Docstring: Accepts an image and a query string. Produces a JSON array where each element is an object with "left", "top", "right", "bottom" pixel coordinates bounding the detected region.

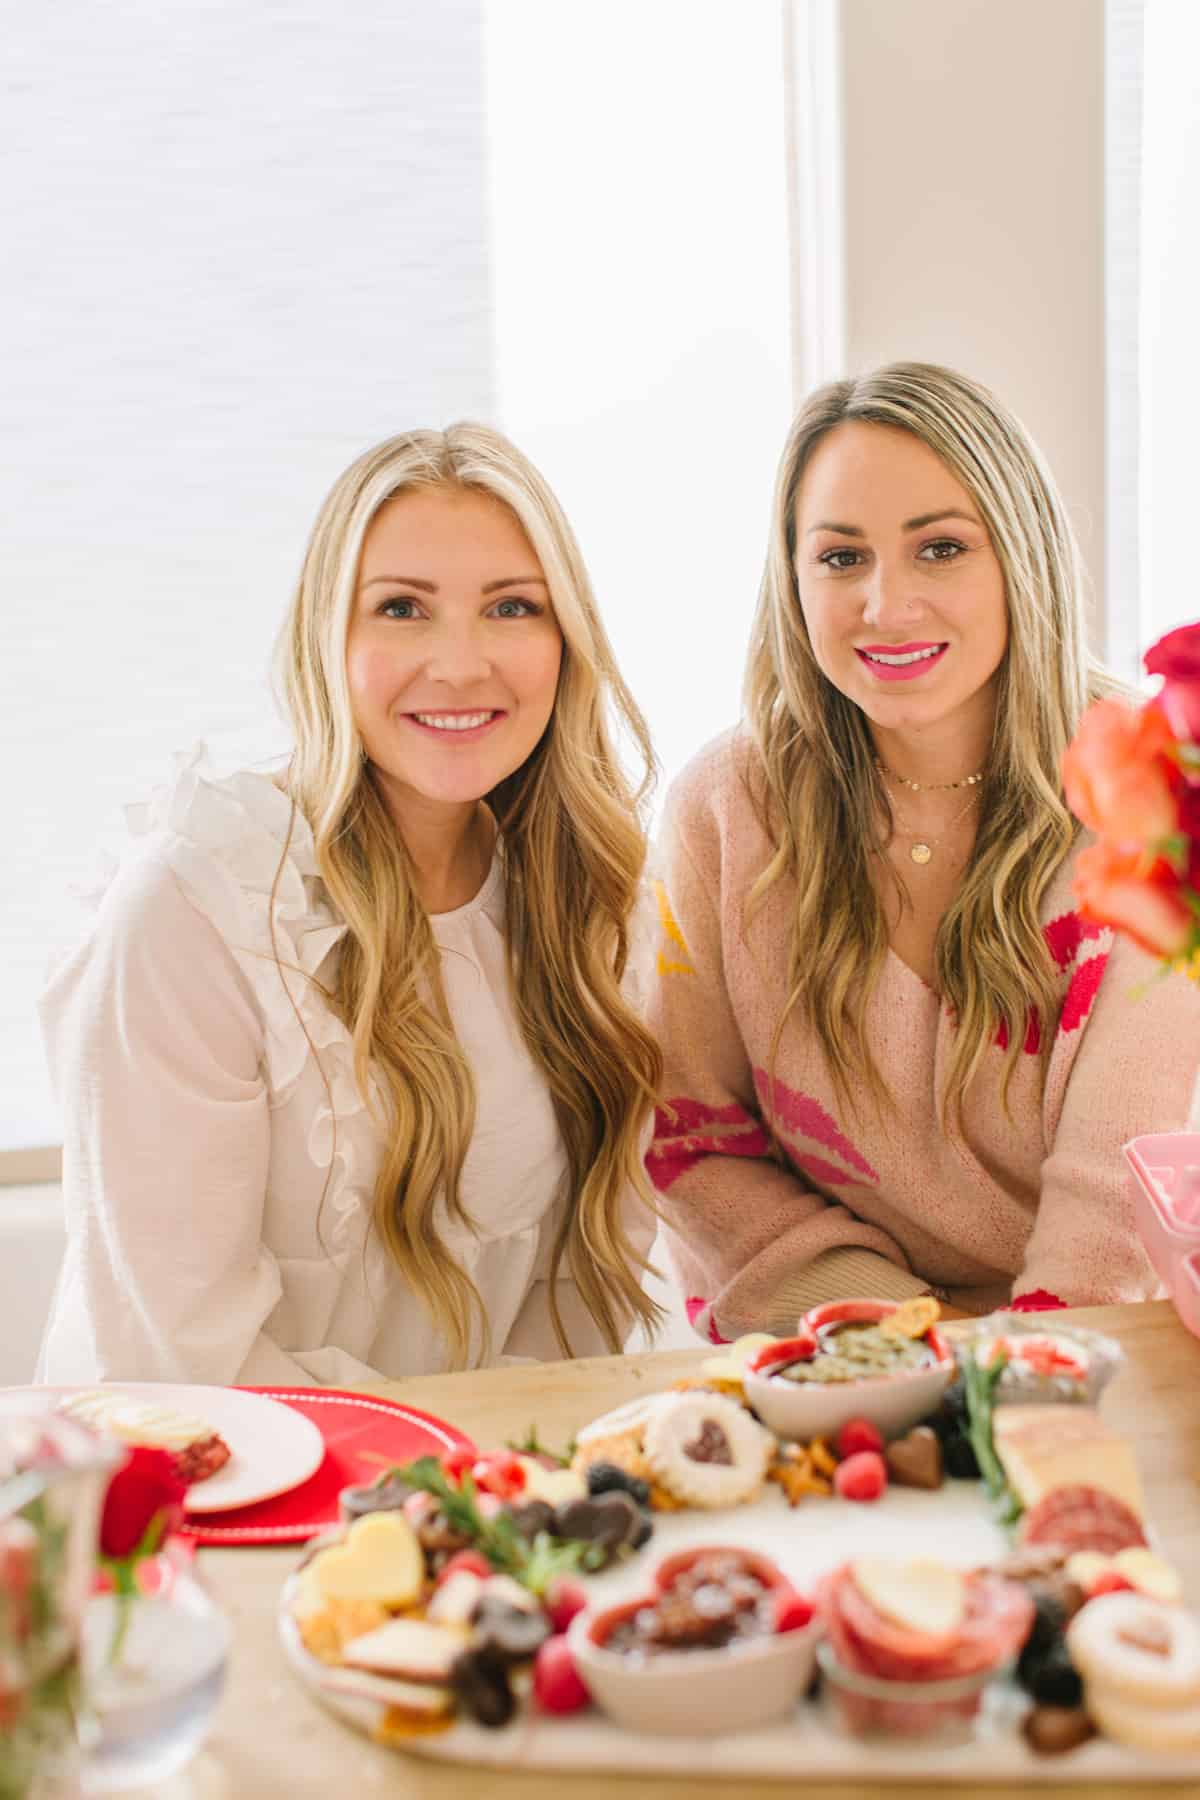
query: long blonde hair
[
  {"left": 744, "top": 361, "right": 1121, "bottom": 1123},
  {"left": 276, "top": 425, "right": 662, "bottom": 1364}
]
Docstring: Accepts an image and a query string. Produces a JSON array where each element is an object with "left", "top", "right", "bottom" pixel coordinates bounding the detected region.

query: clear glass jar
[
  {"left": 79, "top": 1542, "right": 230, "bottom": 1796},
  {"left": 0, "top": 1413, "right": 120, "bottom": 1800}
]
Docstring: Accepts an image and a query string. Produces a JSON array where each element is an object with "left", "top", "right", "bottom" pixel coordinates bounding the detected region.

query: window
[{"left": 2, "top": 2, "right": 811, "bottom": 1157}]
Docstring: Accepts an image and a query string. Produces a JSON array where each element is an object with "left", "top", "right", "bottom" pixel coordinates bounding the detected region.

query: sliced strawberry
[
  {"left": 434, "top": 1548, "right": 493, "bottom": 1586},
  {"left": 749, "top": 1331, "right": 818, "bottom": 1373},
  {"left": 439, "top": 1445, "right": 477, "bottom": 1483},
  {"left": 774, "top": 1587, "right": 815, "bottom": 1633}
]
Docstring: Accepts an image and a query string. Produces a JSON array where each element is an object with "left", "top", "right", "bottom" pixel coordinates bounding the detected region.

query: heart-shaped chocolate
[{"left": 883, "top": 1426, "right": 944, "bottom": 1491}]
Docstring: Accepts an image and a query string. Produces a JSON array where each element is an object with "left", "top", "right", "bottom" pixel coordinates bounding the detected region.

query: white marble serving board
[{"left": 277, "top": 1479, "right": 1200, "bottom": 1780}]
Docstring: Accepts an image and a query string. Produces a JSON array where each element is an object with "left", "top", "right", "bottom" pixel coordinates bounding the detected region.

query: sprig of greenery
[
  {"left": 962, "top": 1346, "right": 1022, "bottom": 1522},
  {"left": 385, "top": 1456, "right": 604, "bottom": 1594},
  {"left": 504, "top": 1425, "right": 577, "bottom": 1468}
]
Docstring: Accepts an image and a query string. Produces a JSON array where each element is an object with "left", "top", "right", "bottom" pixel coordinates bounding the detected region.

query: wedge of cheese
[{"left": 992, "top": 1405, "right": 1144, "bottom": 1518}]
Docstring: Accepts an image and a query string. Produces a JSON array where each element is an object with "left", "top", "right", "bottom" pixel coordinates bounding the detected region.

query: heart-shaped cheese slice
[
  {"left": 313, "top": 1511, "right": 423, "bottom": 1608},
  {"left": 851, "top": 1556, "right": 967, "bottom": 1638}
]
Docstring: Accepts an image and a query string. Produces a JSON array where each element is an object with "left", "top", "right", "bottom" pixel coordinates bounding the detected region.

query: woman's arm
[
  {"left": 1016, "top": 927, "right": 1200, "bottom": 1307},
  {"left": 646, "top": 765, "right": 929, "bottom": 1342},
  {"left": 38, "top": 850, "right": 320, "bottom": 1386}
]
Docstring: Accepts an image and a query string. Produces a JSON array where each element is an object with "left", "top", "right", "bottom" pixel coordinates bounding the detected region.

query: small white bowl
[
  {"left": 567, "top": 1564, "right": 818, "bottom": 1737},
  {"left": 741, "top": 1298, "right": 954, "bottom": 1443}
]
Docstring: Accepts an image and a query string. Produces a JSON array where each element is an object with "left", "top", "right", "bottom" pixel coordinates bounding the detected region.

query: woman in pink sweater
[{"left": 648, "top": 362, "right": 1199, "bottom": 1338}]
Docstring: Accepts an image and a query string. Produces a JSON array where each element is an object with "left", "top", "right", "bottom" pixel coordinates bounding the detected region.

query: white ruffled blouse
[{"left": 38, "top": 750, "right": 652, "bottom": 1387}]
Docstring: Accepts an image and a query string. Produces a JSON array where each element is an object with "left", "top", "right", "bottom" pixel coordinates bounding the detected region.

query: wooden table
[{"left": 140, "top": 1302, "right": 1200, "bottom": 1800}]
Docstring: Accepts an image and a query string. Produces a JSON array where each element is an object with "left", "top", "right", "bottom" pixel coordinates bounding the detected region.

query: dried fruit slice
[
  {"left": 641, "top": 1392, "right": 774, "bottom": 1508},
  {"left": 879, "top": 1296, "right": 941, "bottom": 1340}
]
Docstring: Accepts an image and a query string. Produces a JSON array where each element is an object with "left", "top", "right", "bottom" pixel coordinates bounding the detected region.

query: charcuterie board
[
  {"left": 278, "top": 1479, "right": 1197, "bottom": 1778},
  {"left": 277, "top": 1303, "right": 1200, "bottom": 1779}
]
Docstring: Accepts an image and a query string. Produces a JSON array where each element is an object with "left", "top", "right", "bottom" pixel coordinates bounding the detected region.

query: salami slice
[
  {"left": 1018, "top": 1484, "right": 1147, "bottom": 1556},
  {"left": 820, "top": 1562, "right": 1034, "bottom": 1685}
]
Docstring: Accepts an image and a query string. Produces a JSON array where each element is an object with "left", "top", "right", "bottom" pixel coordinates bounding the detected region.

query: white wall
[
  {"left": 839, "top": 0, "right": 1107, "bottom": 644},
  {"left": 1140, "top": 0, "right": 1200, "bottom": 650}
]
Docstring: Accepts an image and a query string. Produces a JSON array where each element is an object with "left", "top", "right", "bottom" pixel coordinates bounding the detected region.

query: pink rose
[
  {"left": 1072, "top": 841, "right": 1194, "bottom": 959},
  {"left": 1145, "top": 620, "right": 1200, "bottom": 746},
  {"left": 1061, "top": 698, "right": 1179, "bottom": 844}
]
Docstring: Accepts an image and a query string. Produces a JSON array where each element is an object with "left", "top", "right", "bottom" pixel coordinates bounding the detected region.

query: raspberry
[
  {"left": 833, "top": 1449, "right": 888, "bottom": 1502},
  {"left": 836, "top": 1418, "right": 884, "bottom": 1460},
  {"left": 542, "top": 1576, "right": 589, "bottom": 1635},
  {"left": 532, "top": 1636, "right": 591, "bottom": 1714}
]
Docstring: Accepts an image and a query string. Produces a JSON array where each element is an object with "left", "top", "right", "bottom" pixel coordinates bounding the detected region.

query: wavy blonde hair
[
  {"left": 745, "top": 361, "right": 1121, "bottom": 1123},
  {"left": 275, "top": 425, "right": 662, "bottom": 1365}
]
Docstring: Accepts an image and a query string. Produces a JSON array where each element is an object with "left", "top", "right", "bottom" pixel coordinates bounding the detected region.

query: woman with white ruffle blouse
[{"left": 39, "top": 427, "right": 661, "bottom": 1387}]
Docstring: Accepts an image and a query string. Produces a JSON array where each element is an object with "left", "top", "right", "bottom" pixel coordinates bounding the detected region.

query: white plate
[{"left": 0, "top": 1383, "right": 325, "bottom": 1513}]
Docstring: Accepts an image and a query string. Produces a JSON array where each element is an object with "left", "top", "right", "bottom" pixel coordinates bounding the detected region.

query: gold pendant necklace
[{"left": 881, "top": 778, "right": 980, "bottom": 866}]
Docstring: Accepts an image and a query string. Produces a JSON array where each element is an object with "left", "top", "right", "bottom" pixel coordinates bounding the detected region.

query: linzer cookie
[{"left": 640, "top": 1392, "right": 775, "bottom": 1509}]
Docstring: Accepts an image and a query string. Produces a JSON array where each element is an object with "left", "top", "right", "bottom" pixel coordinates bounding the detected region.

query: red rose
[
  {"left": 1061, "top": 698, "right": 1179, "bottom": 843},
  {"left": 99, "top": 1445, "right": 186, "bottom": 1559},
  {"left": 1145, "top": 620, "right": 1200, "bottom": 746},
  {"left": 1072, "top": 841, "right": 1194, "bottom": 959}
]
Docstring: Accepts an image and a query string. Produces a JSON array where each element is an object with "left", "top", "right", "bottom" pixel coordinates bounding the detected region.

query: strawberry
[
  {"left": 774, "top": 1587, "right": 815, "bottom": 1633},
  {"left": 438, "top": 1445, "right": 477, "bottom": 1484},
  {"left": 833, "top": 1450, "right": 888, "bottom": 1503},
  {"left": 835, "top": 1418, "right": 885, "bottom": 1461},
  {"left": 434, "top": 1548, "right": 493, "bottom": 1586},
  {"left": 532, "top": 1635, "right": 591, "bottom": 1714},
  {"left": 1087, "top": 1569, "right": 1135, "bottom": 1600},
  {"left": 471, "top": 1452, "right": 528, "bottom": 1501},
  {"left": 542, "top": 1576, "right": 589, "bottom": 1635}
]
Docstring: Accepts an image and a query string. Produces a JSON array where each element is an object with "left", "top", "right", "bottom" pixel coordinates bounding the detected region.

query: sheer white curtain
[{"left": 1, "top": 1, "right": 494, "bottom": 1153}]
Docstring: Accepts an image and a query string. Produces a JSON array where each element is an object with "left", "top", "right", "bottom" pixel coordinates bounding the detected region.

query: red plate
[{"left": 180, "top": 1387, "right": 474, "bottom": 1547}]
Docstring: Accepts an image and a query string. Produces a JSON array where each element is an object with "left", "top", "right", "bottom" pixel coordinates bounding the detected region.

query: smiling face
[
  {"left": 793, "top": 421, "right": 1009, "bottom": 754},
  {"left": 346, "top": 484, "right": 564, "bottom": 824}
]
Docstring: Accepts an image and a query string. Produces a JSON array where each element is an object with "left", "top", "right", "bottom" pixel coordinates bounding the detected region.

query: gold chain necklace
[
  {"left": 882, "top": 777, "right": 981, "bottom": 866},
  {"left": 875, "top": 757, "right": 984, "bottom": 793}
]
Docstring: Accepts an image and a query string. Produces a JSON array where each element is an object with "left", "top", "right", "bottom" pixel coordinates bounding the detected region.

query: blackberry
[
  {"left": 585, "top": 1461, "right": 650, "bottom": 1506},
  {"left": 1019, "top": 1640, "right": 1083, "bottom": 1709},
  {"left": 924, "top": 1375, "right": 968, "bottom": 1446},
  {"left": 941, "top": 1428, "right": 981, "bottom": 1480},
  {"left": 1022, "top": 1587, "right": 1069, "bottom": 1662}
]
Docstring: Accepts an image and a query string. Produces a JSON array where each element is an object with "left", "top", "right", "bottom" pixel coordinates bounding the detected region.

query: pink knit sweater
[{"left": 648, "top": 730, "right": 1200, "bottom": 1341}]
